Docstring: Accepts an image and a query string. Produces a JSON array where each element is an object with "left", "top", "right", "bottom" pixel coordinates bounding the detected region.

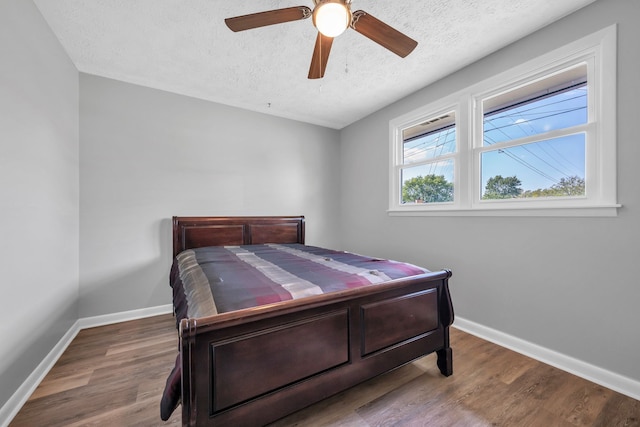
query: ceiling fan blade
[
  {"left": 225, "top": 6, "right": 312, "bottom": 32},
  {"left": 351, "top": 10, "right": 418, "bottom": 58},
  {"left": 308, "top": 32, "right": 334, "bottom": 79}
]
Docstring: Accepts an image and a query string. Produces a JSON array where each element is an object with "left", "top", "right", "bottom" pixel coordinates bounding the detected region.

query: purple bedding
[
  {"left": 172, "top": 243, "right": 429, "bottom": 322},
  {"left": 161, "top": 243, "right": 430, "bottom": 420}
]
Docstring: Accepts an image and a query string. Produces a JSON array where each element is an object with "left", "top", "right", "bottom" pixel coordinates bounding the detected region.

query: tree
[
  {"left": 551, "top": 176, "right": 585, "bottom": 196},
  {"left": 521, "top": 175, "right": 585, "bottom": 198},
  {"left": 402, "top": 174, "right": 453, "bottom": 203},
  {"left": 483, "top": 175, "right": 522, "bottom": 199}
]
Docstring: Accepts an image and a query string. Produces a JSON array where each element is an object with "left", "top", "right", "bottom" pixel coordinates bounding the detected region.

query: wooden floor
[{"left": 10, "top": 314, "right": 639, "bottom": 427}]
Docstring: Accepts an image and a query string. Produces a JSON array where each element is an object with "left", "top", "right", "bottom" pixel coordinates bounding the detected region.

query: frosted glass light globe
[{"left": 313, "top": 2, "right": 351, "bottom": 37}]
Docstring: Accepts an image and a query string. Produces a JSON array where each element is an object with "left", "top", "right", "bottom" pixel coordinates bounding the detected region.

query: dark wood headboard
[{"left": 172, "top": 216, "right": 305, "bottom": 257}]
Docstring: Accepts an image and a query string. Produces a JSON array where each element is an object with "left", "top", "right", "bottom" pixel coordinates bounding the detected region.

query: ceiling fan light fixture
[
  {"left": 313, "top": 1, "right": 351, "bottom": 38},
  {"left": 224, "top": 2, "right": 417, "bottom": 79}
]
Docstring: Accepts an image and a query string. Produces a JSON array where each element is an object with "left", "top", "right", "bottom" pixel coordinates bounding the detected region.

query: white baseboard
[
  {"left": 77, "top": 304, "right": 173, "bottom": 329},
  {"left": 0, "top": 321, "right": 80, "bottom": 427},
  {"left": 0, "top": 304, "right": 173, "bottom": 427},
  {"left": 454, "top": 317, "right": 640, "bottom": 402}
]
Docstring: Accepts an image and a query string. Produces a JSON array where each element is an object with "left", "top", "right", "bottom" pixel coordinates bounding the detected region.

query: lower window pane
[
  {"left": 481, "top": 134, "right": 585, "bottom": 200},
  {"left": 401, "top": 160, "right": 454, "bottom": 204}
]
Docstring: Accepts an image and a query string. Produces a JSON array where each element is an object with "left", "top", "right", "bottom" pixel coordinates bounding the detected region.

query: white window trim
[{"left": 389, "top": 24, "right": 619, "bottom": 217}]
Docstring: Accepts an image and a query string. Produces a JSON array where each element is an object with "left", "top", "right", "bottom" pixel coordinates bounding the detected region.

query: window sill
[{"left": 387, "top": 204, "right": 621, "bottom": 217}]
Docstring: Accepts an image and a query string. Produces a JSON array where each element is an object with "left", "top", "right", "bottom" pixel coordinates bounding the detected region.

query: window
[
  {"left": 389, "top": 25, "right": 618, "bottom": 216},
  {"left": 479, "top": 65, "right": 587, "bottom": 201},
  {"left": 401, "top": 112, "right": 456, "bottom": 204}
]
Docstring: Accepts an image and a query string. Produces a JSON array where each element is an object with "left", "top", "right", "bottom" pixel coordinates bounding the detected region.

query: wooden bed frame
[{"left": 172, "top": 215, "right": 454, "bottom": 426}]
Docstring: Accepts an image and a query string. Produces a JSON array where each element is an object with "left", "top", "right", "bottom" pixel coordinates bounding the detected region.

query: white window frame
[{"left": 389, "top": 24, "right": 619, "bottom": 217}]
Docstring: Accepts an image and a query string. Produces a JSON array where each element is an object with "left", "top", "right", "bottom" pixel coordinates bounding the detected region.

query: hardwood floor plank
[
  {"left": 105, "top": 334, "right": 176, "bottom": 357},
  {"left": 544, "top": 379, "right": 611, "bottom": 426},
  {"left": 64, "top": 395, "right": 182, "bottom": 427},
  {"left": 27, "top": 371, "right": 92, "bottom": 400},
  {"left": 592, "top": 393, "right": 640, "bottom": 427},
  {"left": 10, "top": 314, "right": 639, "bottom": 427}
]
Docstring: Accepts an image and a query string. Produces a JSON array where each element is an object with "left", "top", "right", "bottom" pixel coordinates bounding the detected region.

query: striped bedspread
[{"left": 170, "top": 243, "right": 430, "bottom": 321}]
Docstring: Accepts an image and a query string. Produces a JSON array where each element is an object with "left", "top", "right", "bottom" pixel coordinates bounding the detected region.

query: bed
[{"left": 162, "top": 215, "right": 454, "bottom": 426}]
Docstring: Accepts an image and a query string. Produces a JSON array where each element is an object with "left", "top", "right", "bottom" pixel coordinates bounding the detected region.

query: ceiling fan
[{"left": 225, "top": 0, "right": 418, "bottom": 79}]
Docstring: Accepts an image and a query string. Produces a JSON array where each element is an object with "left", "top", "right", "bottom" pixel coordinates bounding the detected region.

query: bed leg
[
  {"left": 436, "top": 346, "right": 453, "bottom": 376},
  {"left": 436, "top": 273, "right": 454, "bottom": 377}
]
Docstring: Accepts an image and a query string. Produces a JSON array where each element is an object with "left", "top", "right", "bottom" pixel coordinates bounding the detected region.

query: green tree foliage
[
  {"left": 522, "top": 175, "right": 585, "bottom": 198},
  {"left": 402, "top": 174, "right": 453, "bottom": 203},
  {"left": 483, "top": 175, "right": 523, "bottom": 199},
  {"left": 551, "top": 176, "right": 585, "bottom": 196},
  {"left": 403, "top": 174, "right": 585, "bottom": 203}
]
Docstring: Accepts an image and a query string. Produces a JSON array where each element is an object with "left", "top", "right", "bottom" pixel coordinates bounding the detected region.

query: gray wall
[
  {"left": 0, "top": 0, "right": 79, "bottom": 411},
  {"left": 340, "top": 0, "right": 640, "bottom": 382},
  {"left": 79, "top": 74, "right": 342, "bottom": 317}
]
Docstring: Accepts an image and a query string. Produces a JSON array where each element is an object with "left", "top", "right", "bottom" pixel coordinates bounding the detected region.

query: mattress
[{"left": 170, "top": 243, "right": 430, "bottom": 322}]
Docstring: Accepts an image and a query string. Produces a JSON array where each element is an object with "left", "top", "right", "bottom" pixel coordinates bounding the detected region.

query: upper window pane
[
  {"left": 483, "top": 65, "right": 587, "bottom": 146},
  {"left": 403, "top": 112, "right": 455, "bottom": 165}
]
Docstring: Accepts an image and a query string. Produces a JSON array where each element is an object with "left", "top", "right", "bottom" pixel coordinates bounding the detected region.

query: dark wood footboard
[{"left": 179, "top": 269, "right": 453, "bottom": 426}]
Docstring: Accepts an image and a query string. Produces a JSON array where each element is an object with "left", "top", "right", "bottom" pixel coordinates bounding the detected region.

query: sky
[{"left": 482, "top": 84, "right": 587, "bottom": 192}]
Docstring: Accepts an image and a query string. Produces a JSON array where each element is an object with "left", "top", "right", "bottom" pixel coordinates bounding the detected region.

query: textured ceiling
[{"left": 33, "top": 0, "right": 596, "bottom": 129}]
